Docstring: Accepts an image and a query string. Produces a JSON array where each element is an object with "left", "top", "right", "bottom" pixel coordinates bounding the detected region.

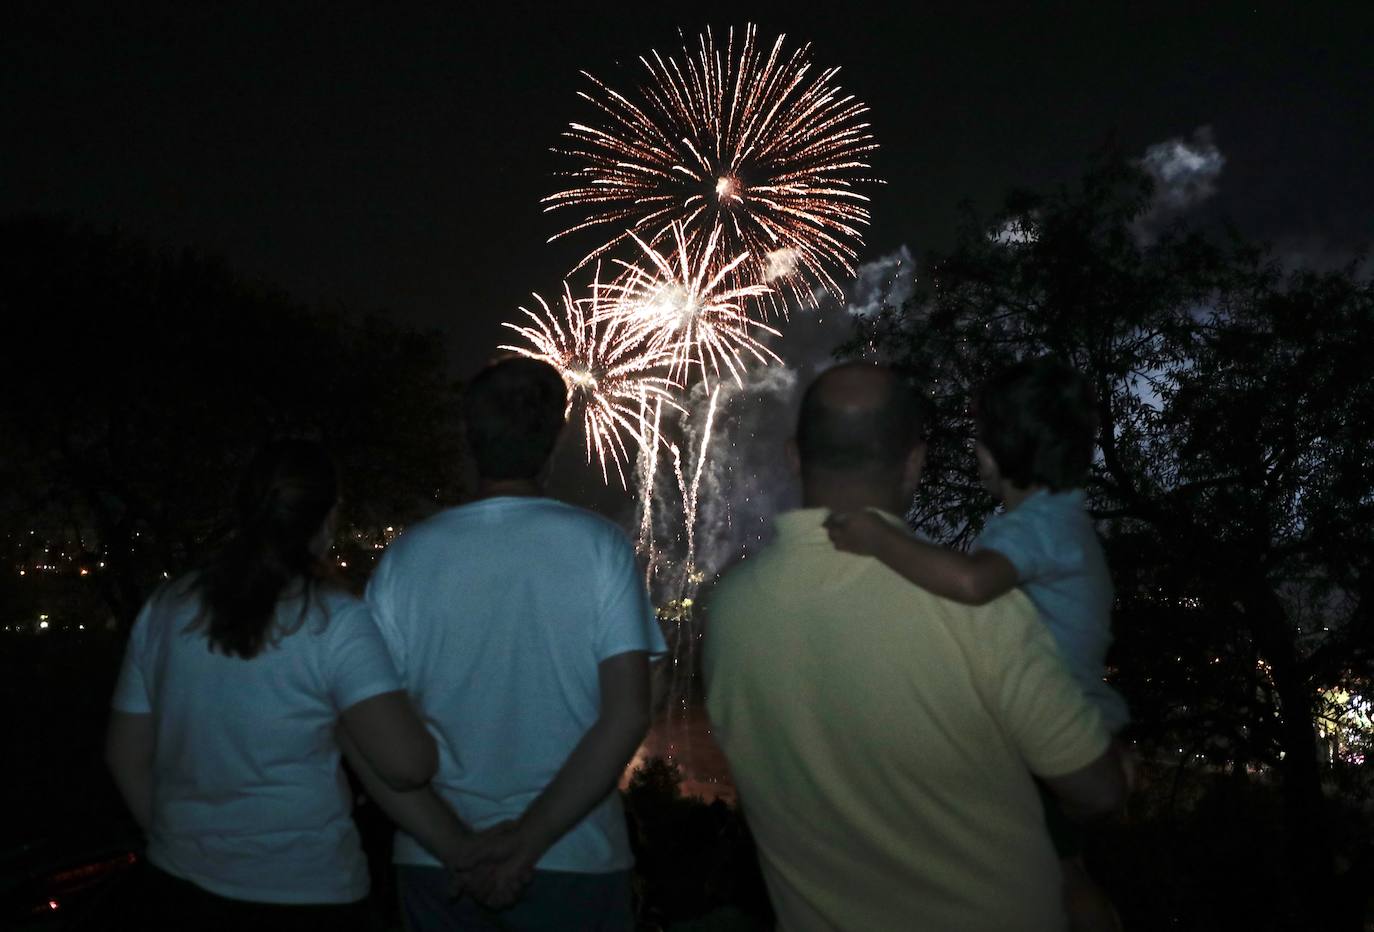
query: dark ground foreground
[{"left": 3, "top": 630, "right": 1372, "bottom": 930}]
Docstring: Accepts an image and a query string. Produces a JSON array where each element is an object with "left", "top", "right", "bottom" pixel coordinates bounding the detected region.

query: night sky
[{"left": 4, "top": 1, "right": 1371, "bottom": 378}]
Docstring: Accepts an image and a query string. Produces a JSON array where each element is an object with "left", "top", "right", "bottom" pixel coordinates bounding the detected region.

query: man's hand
[
  {"left": 448, "top": 650, "right": 650, "bottom": 909},
  {"left": 824, "top": 509, "right": 891, "bottom": 557},
  {"left": 438, "top": 821, "right": 507, "bottom": 880},
  {"left": 448, "top": 821, "right": 538, "bottom": 908}
]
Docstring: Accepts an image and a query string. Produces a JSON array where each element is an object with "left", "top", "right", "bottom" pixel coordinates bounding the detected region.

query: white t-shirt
[
  {"left": 111, "top": 577, "right": 401, "bottom": 904},
  {"left": 366, "top": 496, "right": 666, "bottom": 873}
]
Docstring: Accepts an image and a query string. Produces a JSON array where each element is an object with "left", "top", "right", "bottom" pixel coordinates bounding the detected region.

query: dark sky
[{"left": 4, "top": 0, "right": 1371, "bottom": 378}]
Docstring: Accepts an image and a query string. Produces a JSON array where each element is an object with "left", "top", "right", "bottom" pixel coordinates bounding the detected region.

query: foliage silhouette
[
  {"left": 840, "top": 152, "right": 1374, "bottom": 928},
  {"left": 0, "top": 214, "right": 465, "bottom": 626}
]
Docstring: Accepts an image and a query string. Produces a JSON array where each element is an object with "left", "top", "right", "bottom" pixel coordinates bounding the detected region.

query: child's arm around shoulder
[{"left": 825, "top": 509, "right": 1018, "bottom": 606}]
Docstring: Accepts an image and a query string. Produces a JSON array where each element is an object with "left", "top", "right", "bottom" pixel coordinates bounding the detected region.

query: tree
[
  {"left": 0, "top": 214, "right": 466, "bottom": 627},
  {"left": 844, "top": 156, "right": 1374, "bottom": 927}
]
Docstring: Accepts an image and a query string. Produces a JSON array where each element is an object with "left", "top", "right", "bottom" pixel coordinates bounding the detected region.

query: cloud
[
  {"left": 990, "top": 216, "right": 1039, "bottom": 246},
  {"left": 1139, "top": 126, "right": 1226, "bottom": 213},
  {"left": 841, "top": 245, "right": 916, "bottom": 318},
  {"left": 1269, "top": 235, "right": 1374, "bottom": 278},
  {"left": 772, "top": 246, "right": 916, "bottom": 378}
]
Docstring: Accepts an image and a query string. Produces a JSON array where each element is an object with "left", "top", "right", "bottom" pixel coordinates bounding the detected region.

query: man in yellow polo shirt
[{"left": 704, "top": 363, "right": 1127, "bottom": 931}]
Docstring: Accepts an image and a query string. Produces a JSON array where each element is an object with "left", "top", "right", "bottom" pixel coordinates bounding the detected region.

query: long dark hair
[{"left": 190, "top": 439, "right": 339, "bottom": 658}]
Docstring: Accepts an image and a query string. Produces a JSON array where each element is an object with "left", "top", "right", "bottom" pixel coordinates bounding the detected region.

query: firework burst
[
  {"left": 603, "top": 222, "right": 780, "bottom": 387},
  {"left": 544, "top": 23, "right": 880, "bottom": 309},
  {"left": 499, "top": 278, "right": 677, "bottom": 486}
]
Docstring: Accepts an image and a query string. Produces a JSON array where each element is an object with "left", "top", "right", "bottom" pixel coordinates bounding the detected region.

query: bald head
[{"left": 795, "top": 363, "right": 928, "bottom": 477}]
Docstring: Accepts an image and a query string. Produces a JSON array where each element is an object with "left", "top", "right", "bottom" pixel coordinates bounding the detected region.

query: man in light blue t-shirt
[{"left": 353, "top": 357, "right": 665, "bottom": 932}]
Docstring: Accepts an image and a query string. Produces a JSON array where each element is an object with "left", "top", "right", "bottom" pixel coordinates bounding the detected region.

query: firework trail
[
  {"left": 636, "top": 397, "right": 666, "bottom": 586},
  {"left": 604, "top": 222, "right": 781, "bottom": 387},
  {"left": 647, "top": 380, "right": 722, "bottom": 769},
  {"left": 498, "top": 277, "right": 678, "bottom": 487},
  {"left": 544, "top": 23, "right": 880, "bottom": 309},
  {"left": 669, "top": 383, "right": 720, "bottom": 581}
]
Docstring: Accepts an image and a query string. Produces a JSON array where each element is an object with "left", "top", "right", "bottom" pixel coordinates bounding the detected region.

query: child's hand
[{"left": 824, "top": 509, "right": 890, "bottom": 556}]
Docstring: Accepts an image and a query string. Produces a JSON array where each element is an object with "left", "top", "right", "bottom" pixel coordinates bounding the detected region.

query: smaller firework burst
[
  {"left": 602, "top": 222, "right": 781, "bottom": 387},
  {"left": 499, "top": 277, "right": 677, "bottom": 486}
]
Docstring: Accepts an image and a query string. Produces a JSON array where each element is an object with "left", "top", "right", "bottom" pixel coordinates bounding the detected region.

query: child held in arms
[{"left": 825, "top": 355, "right": 1130, "bottom": 932}]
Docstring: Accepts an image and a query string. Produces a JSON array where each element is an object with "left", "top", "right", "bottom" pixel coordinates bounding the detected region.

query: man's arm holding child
[
  {"left": 985, "top": 601, "right": 1129, "bottom": 820},
  {"left": 1042, "top": 741, "right": 1130, "bottom": 821},
  {"left": 826, "top": 509, "right": 1018, "bottom": 605}
]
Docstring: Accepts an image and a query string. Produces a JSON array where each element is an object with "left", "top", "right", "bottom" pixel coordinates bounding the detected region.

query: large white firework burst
[{"left": 544, "top": 23, "right": 881, "bottom": 310}]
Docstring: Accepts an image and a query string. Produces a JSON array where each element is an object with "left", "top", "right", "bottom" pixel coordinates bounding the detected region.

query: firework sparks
[
  {"left": 603, "top": 222, "right": 781, "bottom": 386},
  {"left": 507, "top": 26, "right": 884, "bottom": 783},
  {"left": 543, "top": 23, "right": 880, "bottom": 309},
  {"left": 499, "top": 278, "right": 677, "bottom": 486}
]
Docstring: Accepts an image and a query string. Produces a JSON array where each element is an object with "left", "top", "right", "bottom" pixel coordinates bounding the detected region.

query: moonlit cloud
[
  {"left": 1139, "top": 126, "right": 1225, "bottom": 213},
  {"left": 989, "top": 216, "right": 1039, "bottom": 246},
  {"left": 843, "top": 245, "right": 915, "bottom": 317}
]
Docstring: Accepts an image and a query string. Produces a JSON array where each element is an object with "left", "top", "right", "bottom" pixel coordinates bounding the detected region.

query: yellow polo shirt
[{"left": 704, "top": 509, "right": 1109, "bottom": 932}]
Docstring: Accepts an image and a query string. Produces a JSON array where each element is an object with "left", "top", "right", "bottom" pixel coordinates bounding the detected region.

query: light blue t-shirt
[
  {"left": 366, "top": 496, "right": 666, "bottom": 873},
  {"left": 111, "top": 579, "right": 402, "bottom": 903},
  {"left": 975, "top": 489, "right": 1130, "bottom": 732}
]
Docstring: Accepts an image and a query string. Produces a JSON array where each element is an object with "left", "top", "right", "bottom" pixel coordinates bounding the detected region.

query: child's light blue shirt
[{"left": 975, "top": 488, "right": 1130, "bottom": 732}]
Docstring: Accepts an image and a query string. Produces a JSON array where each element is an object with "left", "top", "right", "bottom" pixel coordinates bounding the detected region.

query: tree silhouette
[
  {"left": 843, "top": 156, "right": 1374, "bottom": 926},
  {"left": 0, "top": 214, "right": 466, "bottom": 627}
]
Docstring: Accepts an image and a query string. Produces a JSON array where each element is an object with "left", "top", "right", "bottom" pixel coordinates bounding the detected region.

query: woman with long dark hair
[{"left": 105, "top": 440, "right": 439, "bottom": 931}]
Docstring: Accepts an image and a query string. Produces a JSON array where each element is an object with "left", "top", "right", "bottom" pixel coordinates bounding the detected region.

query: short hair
[
  {"left": 795, "top": 365, "right": 928, "bottom": 473},
  {"left": 974, "top": 356, "right": 1098, "bottom": 491},
  {"left": 462, "top": 357, "right": 568, "bottom": 481}
]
